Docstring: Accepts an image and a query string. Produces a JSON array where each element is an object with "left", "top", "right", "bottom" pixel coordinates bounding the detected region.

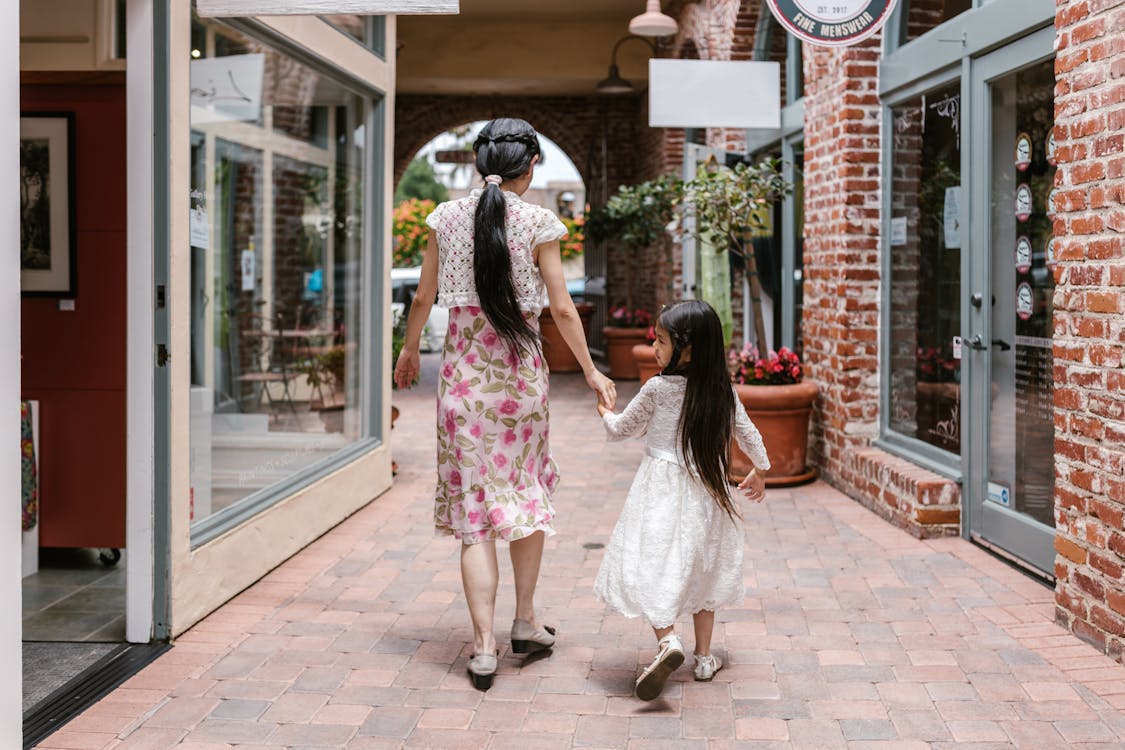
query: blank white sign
[
  {"left": 649, "top": 59, "right": 780, "bottom": 129},
  {"left": 196, "top": 0, "right": 457, "bottom": 15}
]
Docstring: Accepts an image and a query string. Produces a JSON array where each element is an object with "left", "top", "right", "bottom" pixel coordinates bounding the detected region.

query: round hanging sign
[
  {"left": 765, "top": 0, "right": 900, "bottom": 47},
  {"left": 1015, "top": 235, "right": 1032, "bottom": 274},
  {"left": 1016, "top": 282, "right": 1034, "bottom": 321},
  {"left": 1015, "top": 132, "right": 1032, "bottom": 171},
  {"left": 1015, "top": 183, "right": 1033, "bottom": 222},
  {"left": 1045, "top": 126, "right": 1057, "bottom": 166},
  {"left": 1045, "top": 237, "right": 1056, "bottom": 269}
]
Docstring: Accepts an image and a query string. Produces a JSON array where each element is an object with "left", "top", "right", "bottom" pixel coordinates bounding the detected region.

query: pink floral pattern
[{"left": 434, "top": 306, "right": 558, "bottom": 544}]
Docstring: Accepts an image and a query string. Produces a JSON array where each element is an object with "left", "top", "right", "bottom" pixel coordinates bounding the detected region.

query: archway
[{"left": 392, "top": 122, "right": 593, "bottom": 358}]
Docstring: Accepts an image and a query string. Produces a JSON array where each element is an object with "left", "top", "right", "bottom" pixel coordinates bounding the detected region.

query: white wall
[
  {"left": 2, "top": 0, "right": 24, "bottom": 742},
  {"left": 125, "top": 0, "right": 155, "bottom": 644}
]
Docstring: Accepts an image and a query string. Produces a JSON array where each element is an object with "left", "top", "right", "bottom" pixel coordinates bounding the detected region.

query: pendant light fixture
[
  {"left": 628, "top": 0, "right": 679, "bottom": 38},
  {"left": 596, "top": 35, "right": 657, "bottom": 95}
]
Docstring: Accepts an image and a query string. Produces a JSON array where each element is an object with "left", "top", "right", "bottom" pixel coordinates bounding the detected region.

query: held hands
[
  {"left": 596, "top": 396, "right": 612, "bottom": 417},
  {"left": 738, "top": 469, "right": 766, "bottom": 503},
  {"left": 394, "top": 347, "right": 421, "bottom": 390},
  {"left": 586, "top": 369, "right": 616, "bottom": 412}
]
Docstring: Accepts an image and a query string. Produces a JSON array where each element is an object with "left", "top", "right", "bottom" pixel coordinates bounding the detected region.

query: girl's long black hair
[
  {"left": 658, "top": 300, "right": 739, "bottom": 519},
  {"left": 472, "top": 118, "right": 543, "bottom": 355}
]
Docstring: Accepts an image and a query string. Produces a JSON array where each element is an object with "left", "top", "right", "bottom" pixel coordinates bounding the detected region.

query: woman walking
[{"left": 394, "top": 117, "right": 616, "bottom": 690}]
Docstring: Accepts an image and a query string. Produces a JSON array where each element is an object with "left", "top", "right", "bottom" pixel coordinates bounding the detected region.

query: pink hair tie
[{"left": 484, "top": 175, "right": 503, "bottom": 186}]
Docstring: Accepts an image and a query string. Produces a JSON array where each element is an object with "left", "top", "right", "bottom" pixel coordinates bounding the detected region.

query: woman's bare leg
[
  {"left": 461, "top": 540, "right": 499, "bottom": 654},
  {"left": 509, "top": 531, "right": 545, "bottom": 624}
]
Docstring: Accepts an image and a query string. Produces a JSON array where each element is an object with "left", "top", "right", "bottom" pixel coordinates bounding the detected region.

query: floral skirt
[{"left": 434, "top": 306, "right": 558, "bottom": 544}]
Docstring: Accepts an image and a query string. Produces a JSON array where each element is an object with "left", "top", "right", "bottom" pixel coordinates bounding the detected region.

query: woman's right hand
[
  {"left": 394, "top": 347, "right": 420, "bottom": 389},
  {"left": 585, "top": 368, "right": 616, "bottom": 410}
]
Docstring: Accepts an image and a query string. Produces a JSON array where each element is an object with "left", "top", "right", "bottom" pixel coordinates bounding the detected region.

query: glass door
[{"left": 965, "top": 27, "right": 1056, "bottom": 577}]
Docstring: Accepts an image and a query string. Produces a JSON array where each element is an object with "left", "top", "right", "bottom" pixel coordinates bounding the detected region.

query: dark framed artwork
[{"left": 20, "top": 112, "right": 76, "bottom": 297}]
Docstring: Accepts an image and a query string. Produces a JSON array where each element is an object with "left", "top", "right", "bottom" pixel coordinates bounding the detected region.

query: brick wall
[
  {"left": 801, "top": 31, "right": 962, "bottom": 537},
  {"left": 395, "top": 95, "right": 644, "bottom": 203},
  {"left": 395, "top": 94, "right": 660, "bottom": 319},
  {"left": 1052, "top": 0, "right": 1125, "bottom": 661},
  {"left": 802, "top": 38, "right": 883, "bottom": 474}
]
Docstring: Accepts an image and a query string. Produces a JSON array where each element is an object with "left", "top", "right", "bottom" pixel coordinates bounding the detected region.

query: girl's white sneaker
[
  {"left": 635, "top": 634, "right": 684, "bottom": 701},
  {"left": 693, "top": 653, "right": 722, "bottom": 681}
]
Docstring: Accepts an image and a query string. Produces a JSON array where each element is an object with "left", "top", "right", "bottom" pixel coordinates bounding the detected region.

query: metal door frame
[{"left": 964, "top": 25, "right": 1057, "bottom": 576}]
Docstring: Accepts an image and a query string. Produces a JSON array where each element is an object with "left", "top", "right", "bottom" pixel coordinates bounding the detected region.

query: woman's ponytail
[{"left": 472, "top": 119, "right": 542, "bottom": 355}]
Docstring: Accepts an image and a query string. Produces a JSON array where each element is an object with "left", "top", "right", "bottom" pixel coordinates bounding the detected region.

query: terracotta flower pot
[
  {"left": 632, "top": 343, "right": 662, "bottom": 385},
  {"left": 603, "top": 326, "right": 649, "bottom": 379},
  {"left": 539, "top": 304, "right": 595, "bottom": 373},
  {"left": 729, "top": 380, "right": 819, "bottom": 487}
]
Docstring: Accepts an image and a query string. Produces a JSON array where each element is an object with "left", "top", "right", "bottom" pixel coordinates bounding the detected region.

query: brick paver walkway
[{"left": 37, "top": 357, "right": 1125, "bottom": 749}]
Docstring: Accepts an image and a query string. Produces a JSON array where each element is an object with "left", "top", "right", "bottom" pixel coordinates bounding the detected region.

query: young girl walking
[{"left": 594, "top": 300, "right": 770, "bottom": 701}]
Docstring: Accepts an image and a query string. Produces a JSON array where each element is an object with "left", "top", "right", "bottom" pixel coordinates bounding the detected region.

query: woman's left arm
[
  {"left": 538, "top": 240, "right": 616, "bottom": 409},
  {"left": 393, "top": 230, "right": 439, "bottom": 389}
]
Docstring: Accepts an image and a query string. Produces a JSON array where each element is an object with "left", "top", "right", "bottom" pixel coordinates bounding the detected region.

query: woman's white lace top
[
  {"left": 425, "top": 190, "right": 568, "bottom": 314},
  {"left": 602, "top": 375, "right": 771, "bottom": 472}
]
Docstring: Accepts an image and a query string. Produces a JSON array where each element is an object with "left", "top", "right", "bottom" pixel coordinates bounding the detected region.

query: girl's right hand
[
  {"left": 585, "top": 368, "right": 616, "bottom": 410},
  {"left": 394, "top": 347, "right": 420, "bottom": 389},
  {"left": 738, "top": 469, "right": 766, "bottom": 503}
]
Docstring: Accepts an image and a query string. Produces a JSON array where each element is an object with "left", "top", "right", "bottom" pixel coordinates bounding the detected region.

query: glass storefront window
[
  {"left": 321, "top": 15, "right": 386, "bottom": 57},
  {"left": 900, "top": 0, "right": 973, "bottom": 45},
  {"left": 788, "top": 37, "right": 804, "bottom": 106},
  {"left": 887, "top": 80, "right": 962, "bottom": 453},
  {"left": 988, "top": 58, "right": 1056, "bottom": 528},
  {"left": 188, "top": 16, "right": 370, "bottom": 531}
]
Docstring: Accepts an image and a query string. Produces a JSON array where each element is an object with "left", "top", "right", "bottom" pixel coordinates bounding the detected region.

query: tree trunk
[{"left": 742, "top": 240, "right": 769, "bottom": 354}]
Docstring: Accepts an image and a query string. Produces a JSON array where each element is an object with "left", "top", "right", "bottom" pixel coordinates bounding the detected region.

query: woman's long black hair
[
  {"left": 658, "top": 300, "right": 739, "bottom": 519},
  {"left": 472, "top": 118, "right": 543, "bottom": 355}
]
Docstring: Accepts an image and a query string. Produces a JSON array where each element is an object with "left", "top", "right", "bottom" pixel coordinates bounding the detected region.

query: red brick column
[
  {"left": 801, "top": 39, "right": 883, "bottom": 482},
  {"left": 1052, "top": 0, "right": 1125, "bottom": 662}
]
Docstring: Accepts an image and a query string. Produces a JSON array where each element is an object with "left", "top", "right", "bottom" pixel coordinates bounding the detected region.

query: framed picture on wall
[{"left": 20, "top": 112, "right": 76, "bottom": 297}]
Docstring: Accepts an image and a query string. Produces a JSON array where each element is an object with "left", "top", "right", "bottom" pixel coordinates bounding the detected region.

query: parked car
[{"left": 391, "top": 267, "right": 448, "bottom": 353}]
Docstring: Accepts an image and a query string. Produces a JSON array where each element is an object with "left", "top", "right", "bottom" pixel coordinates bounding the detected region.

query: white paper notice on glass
[
  {"left": 952, "top": 336, "right": 962, "bottom": 360},
  {"left": 190, "top": 54, "right": 265, "bottom": 125},
  {"left": 189, "top": 195, "right": 209, "bottom": 250},
  {"left": 943, "top": 187, "right": 961, "bottom": 249},
  {"left": 891, "top": 216, "right": 908, "bottom": 246},
  {"left": 240, "top": 249, "right": 256, "bottom": 291}
]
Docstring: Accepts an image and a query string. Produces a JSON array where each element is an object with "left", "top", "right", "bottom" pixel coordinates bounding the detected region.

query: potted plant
[
  {"left": 586, "top": 175, "right": 681, "bottom": 379},
  {"left": 727, "top": 344, "right": 818, "bottom": 487},
  {"left": 633, "top": 326, "right": 661, "bottom": 385},
  {"left": 302, "top": 345, "right": 347, "bottom": 432},
  {"left": 603, "top": 306, "right": 654, "bottom": 379},
  {"left": 678, "top": 159, "right": 812, "bottom": 485}
]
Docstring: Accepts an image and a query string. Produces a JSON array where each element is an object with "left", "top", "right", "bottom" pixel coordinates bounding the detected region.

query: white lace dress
[{"left": 593, "top": 375, "right": 771, "bottom": 628}]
